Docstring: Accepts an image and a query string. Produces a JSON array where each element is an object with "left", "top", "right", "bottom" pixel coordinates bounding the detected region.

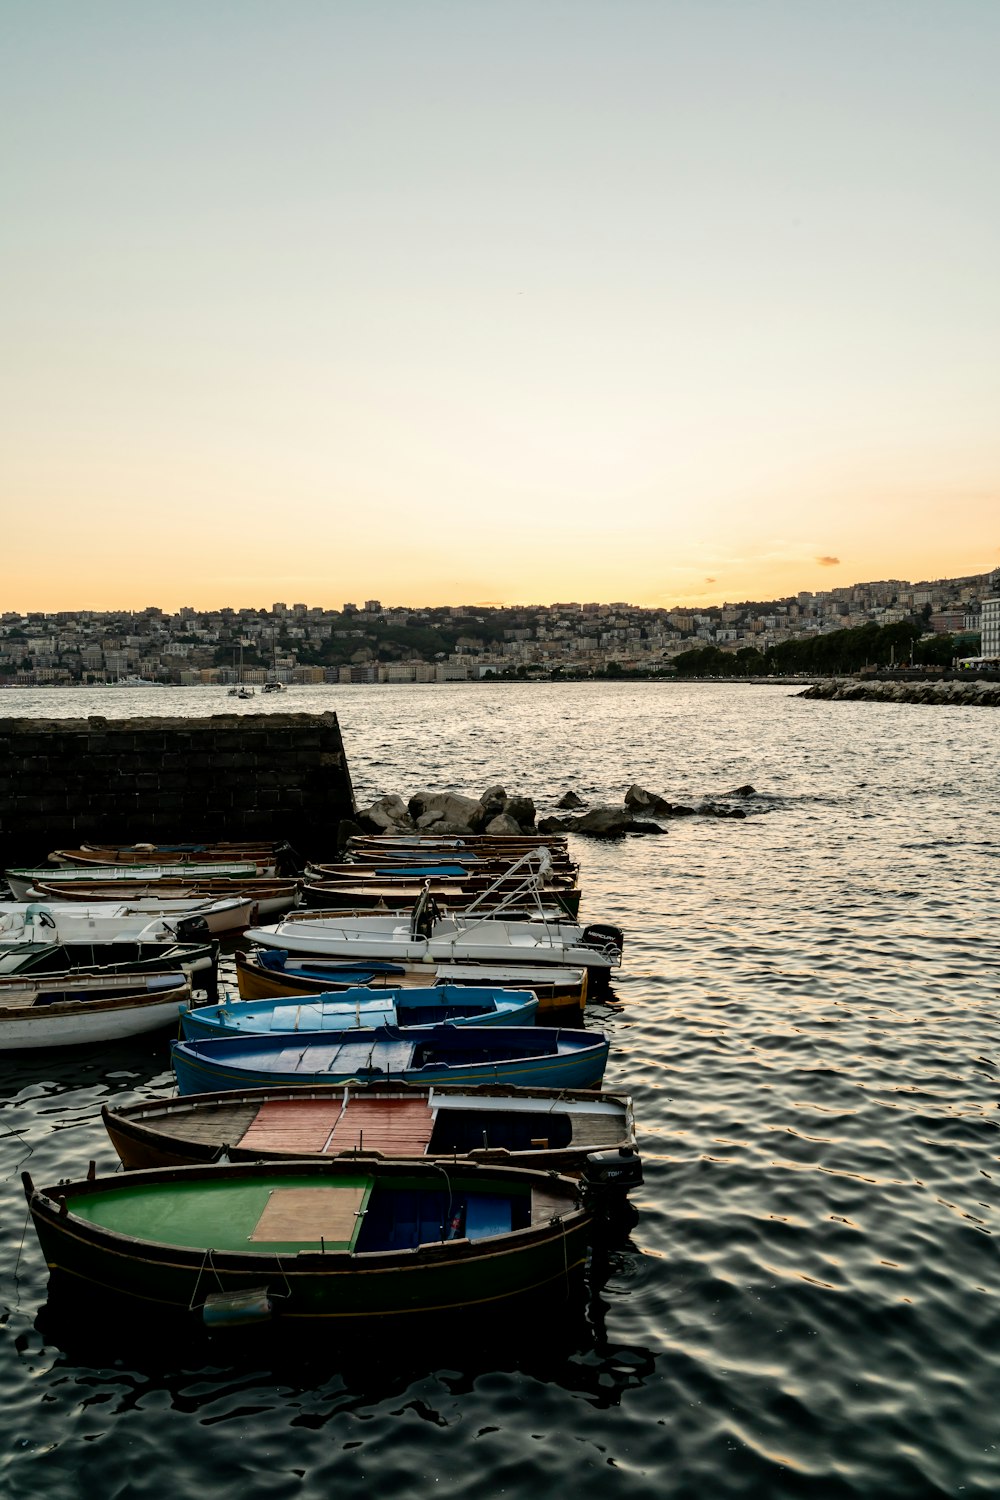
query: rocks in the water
[
  {"left": 336, "top": 817, "right": 366, "bottom": 849},
  {"left": 485, "top": 812, "right": 525, "bottom": 835},
  {"left": 698, "top": 801, "right": 747, "bottom": 819},
  {"left": 480, "top": 785, "right": 507, "bottom": 821},
  {"left": 502, "top": 794, "right": 536, "bottom": 830},
  {"left": 357, "top": 793, "right": 415, "bottom": 833},
  {"left": 543, "top": 804, "right": 666, "bottom": 837},
  {"left": 556, "top": 790, "right": 586, "bottom": 809},
  {"left": 407, "top": 790, "right": 487, "bottom": 835},
  {"left": 799, "top": 679, "right": 1000, "bottom": 707},
  {"left": 354, "top": 777, "right": 757, "bottom": 843},
  {"left": 624, "top": 784, "right": 673, "bottom": 815}
]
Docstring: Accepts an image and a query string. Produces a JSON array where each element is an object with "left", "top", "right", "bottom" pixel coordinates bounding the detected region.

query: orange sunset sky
[{"left": 4, "top": 2, "right": 999, "bottom": 613}]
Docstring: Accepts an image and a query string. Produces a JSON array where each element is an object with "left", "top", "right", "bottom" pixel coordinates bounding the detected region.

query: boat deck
[{"left": 239, "top": 1096, "right": 436, "bottom": 1156}]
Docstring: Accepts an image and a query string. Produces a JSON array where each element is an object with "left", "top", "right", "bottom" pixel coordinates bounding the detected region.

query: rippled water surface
[{"left": 0, "top": 683, "right": 997, "bottom": 1499}]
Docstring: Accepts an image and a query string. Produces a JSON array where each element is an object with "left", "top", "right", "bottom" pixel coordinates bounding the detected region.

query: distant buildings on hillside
[{"left": 2, "top": 568, "right": 996, "bottom": 685}]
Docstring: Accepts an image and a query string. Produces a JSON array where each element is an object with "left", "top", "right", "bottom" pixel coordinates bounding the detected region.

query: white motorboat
[
  {"left": 244, "top": 853, "right": 622, "bottom": 977},
  {"left": 245, "top": 906, "right": 622, "bottom": 977}
]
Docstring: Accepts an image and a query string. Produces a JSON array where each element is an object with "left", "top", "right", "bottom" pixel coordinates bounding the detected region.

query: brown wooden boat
[
  {"left": 27, "top": 878, "right": 300, "bottom": 919},
  {"left": 300, "top": 880, "right": 581, "bottom": 918},
  {"left": 101, "top": 1080, "right": 638, "bottom": 1177},
  {"left": 51, "top": 842, "right": 291, "bottom": 874}
]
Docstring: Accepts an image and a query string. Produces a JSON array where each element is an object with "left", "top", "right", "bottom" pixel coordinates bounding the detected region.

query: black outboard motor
[
  {"left": 580, "top": 923, "right": 625, "bottom": 961},
  {"left": 581, "top": 1146, "right": 643, "bottom": 1235},
  {"left": 173, "top": 914, "right": 211, "bottom": 943},
  {"left": 275, "top": 841, "right": 302, "bottom": 876}
]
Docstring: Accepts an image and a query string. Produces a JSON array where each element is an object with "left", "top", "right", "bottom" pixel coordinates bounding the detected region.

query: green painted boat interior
[
  {"left": 68, "top": 1175, "right": 375, "bottom": 1254},
  {"left": 66, "top": 1173, "right": 534, "bottom": 1254}
]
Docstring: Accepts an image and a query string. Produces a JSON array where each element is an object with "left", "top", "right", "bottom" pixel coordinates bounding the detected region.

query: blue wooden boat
[
  {"left": 180, "top": 984, "right": 538, "bottom": 1041},
  {"left": 171, "top": 1023, "right": 608, "bottom": 1096}
]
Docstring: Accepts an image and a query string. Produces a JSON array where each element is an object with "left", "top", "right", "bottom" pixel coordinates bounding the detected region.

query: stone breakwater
[
  {"left": 799, "top": 678, "right": 1000, "bottom": 706},
  {"left": 0, "top": 713, "right": 356, "bottom": 865}
]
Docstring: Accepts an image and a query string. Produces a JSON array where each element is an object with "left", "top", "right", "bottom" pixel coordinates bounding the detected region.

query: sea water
[{"left": 0, "top": 682, "right": 996, "bottom": 1499}]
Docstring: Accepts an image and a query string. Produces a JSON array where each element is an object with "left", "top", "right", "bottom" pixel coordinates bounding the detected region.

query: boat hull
[{"left": 24, "top": 1158, "right": 591, "bottom": 1323}]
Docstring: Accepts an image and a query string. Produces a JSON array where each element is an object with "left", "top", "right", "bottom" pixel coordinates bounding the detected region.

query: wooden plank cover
[
  {"left": 331, "top": 1097, "right": 435, "bottom": 1155},
  {"left": 239, "top": 1099, "right": 344, "bottom": 1154},
  {"left": 249, "top": 1186, "right": 365, "bottom": 1244},
  {"left": 531, "top": 1185, "right": 569, "bottom": 1224}
]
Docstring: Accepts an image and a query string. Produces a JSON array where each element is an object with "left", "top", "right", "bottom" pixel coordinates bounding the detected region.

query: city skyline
[{"left": 5, "top": 3, "right": 1000, "bottom": 612}]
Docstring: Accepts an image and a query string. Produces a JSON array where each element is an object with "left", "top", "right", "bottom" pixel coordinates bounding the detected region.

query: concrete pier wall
[{"left": 0, "top": 713, "right": 356, "bottom": 866}]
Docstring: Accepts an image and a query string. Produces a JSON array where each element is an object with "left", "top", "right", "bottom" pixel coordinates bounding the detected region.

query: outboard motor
[
  {"left": 275, "top": 840, "right": 302, "bottom": 876},
  {"left": 174, "top": 914, "right": 211, "bottom": 942},
  {"left": 580, "top": 923, "right": 625, "bottom": 961},
  {"left": 581, "top": 1146, "right": 643, "bottom": 1235}
]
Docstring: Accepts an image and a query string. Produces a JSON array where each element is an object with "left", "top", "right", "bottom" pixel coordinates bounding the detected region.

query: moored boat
[
  {"left": 0, "top": 940, "right": 219, "bottom": 996},
  {"left": 180, "top": 984, "right": 539, "bottom": 1040},
  {"left": 301, "top": 879, "right": 581, "bottom": 918},
  {"left": 233, "top": 948, "right": 588, "bottom": 1018},
  {"left": 0, "top": 898, "right": 252, "bottom": 942},
  {"left": 22, "top": 1156, "right": 592, "bottom": 1325},
  {"left": 4, "top": 862, "right": 270, "bottom": 902},
  {"left": 50, "top": 841, "right": 293, "bottom": 876},
  {"left": 101, "top": 1080, "right": 639, "bottom": 1176},
  {"left": 244, "top": 876, "right": 622, "bottom": 983},
  {"left": 0, "top": 971, "right": 196, "bottom": 1050},
  {"left": 21, "top": 877, "right": 299, "bottom": 921},
  {"left": 171, "top": 1023, "right": 609, "bottom": 1095}
]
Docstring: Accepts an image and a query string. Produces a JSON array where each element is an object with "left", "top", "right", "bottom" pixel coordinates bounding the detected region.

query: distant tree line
[{"left": 669, "top": 623, "right": 981, "bottom": 678}]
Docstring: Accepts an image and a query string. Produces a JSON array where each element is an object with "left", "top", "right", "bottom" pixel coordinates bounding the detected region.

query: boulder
[
  {"left": 698, "top": 801, "right": 747, "bottom": 819},
  {"left": 335, "top": 818, "right": 365, "bottom": 850},
  {"left": 559, "top": 804, "right": 666, "bottom": 837},
  {"left": 720, "top": 784, "right": 756, "bottom": 798},
  {"left": 556, "top": 790, "right": 585, "bottom": 809},
  {"left": 667, "top": 804, "right": 696, "bottom": 816},
  {"left": 485, "top": 813, "right": 525, "bottom": 835},
  {"left": 624, "top": 784, "right": 673, "bottom": 815},
  {"left": 358, "top": 794, "right": 415, "bottom": 832},
  {"left": 407, "top": 790, "right": 487, "bottom": 835},
  {"left": 502, "top": 794, "right": 536, "bottom": 831},
  {"left": 537, "top": 815, "right": 571, "bottom": 834},
  {"left": 480, "top": 784, "right": 508, "bottom": 821}
]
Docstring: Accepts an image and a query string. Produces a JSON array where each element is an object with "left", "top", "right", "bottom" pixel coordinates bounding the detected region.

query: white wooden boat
[
  {"left": 0, "top": 900, "right": 249, "bottom": 945},
  {"left": 0, "top": 971, "right": 197, "bottom": 1049}
]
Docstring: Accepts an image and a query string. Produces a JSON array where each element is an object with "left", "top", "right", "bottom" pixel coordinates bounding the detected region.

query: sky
[{"left": 4, "top": 1, "right": 999, "bottom": 611}]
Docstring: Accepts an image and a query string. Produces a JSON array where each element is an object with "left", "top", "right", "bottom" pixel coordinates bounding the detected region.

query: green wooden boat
[{"left": 23, "top": 1157, "right": 590, "bottom": 1326}]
